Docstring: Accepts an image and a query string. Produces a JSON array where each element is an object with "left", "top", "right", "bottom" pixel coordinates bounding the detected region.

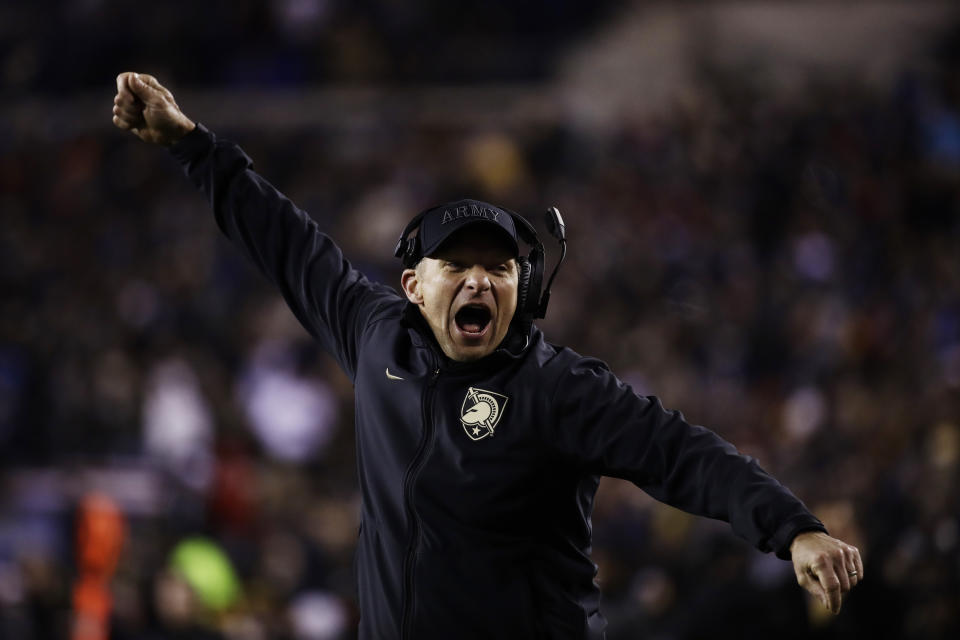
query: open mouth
[{"left": 454, "top": 304, "right": 492, "bottom": 336}]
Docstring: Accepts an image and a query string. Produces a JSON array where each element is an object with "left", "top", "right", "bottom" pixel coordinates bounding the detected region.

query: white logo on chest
[{"left": 460, "top": 387, "right": 509, "bottom": 441}]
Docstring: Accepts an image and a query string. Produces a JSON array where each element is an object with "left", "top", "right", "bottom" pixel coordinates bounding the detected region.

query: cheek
[
  {"left": 422, "top": 284, "right": 453, "bottom": 322},
  {"left": 501, "top": 280, "right": 519, "bottom": 314}
]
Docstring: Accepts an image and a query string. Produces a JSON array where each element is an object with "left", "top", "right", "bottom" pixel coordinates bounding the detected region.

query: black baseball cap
[{"left": 417, "top": 199, "right": 520, "bottom": 259}]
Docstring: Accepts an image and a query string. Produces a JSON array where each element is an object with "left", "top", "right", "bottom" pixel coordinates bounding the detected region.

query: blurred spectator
[
  {"left": 143, "top": 358, "right": 215, "bottom": 492},
  {"left": 236, "top": 339, "right": 339, "bottom": 463}
]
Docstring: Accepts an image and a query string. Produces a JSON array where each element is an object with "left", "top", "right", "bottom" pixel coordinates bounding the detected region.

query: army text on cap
[{"left": 440, "top": 204, "right": 502, "bottom": 225}]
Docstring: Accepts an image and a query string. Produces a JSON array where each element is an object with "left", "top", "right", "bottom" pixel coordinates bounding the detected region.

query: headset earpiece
[
  {"left": 516, "top": 256, "right": 532, "bottom": 319},
  {"left": 524, "top": 246, "right": 545, "bottom": 319}
]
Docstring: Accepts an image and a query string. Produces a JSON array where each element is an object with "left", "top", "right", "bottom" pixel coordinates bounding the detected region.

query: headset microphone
[
  {"left": 535, "top": 206, "right": 567, "bottom": 319},
  {"left": 546, "top": 206, "right": 566, "bottom": 241}
]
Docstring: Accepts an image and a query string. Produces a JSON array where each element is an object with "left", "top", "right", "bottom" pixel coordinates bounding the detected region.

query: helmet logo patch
[{"left": 460, "top": 387, "right": 508, "bottom": 441}]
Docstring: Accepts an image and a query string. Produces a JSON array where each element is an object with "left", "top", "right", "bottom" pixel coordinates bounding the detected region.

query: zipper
[{"left": 400, "top": 366, "right": 440, "bottom": 639}]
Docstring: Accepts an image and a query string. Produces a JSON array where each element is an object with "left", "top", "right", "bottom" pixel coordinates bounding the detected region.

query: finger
[
  {"left": 114, "top": 92, "right": 140, "bottom": 109},
  {"left": 112, "top": 103, "right": 142, "bottom": 120},
  {"left": 136, "top": 74, "right": 175, "bottom": 103},
  {"left": 116, "top": 72, "right": 137, "bottom": 99},
  {"left": 851, "top": 546, "right": 864, "bottom": 580},
  {"left": 138, "top": 74, "right": 165, "bottom": 93},
  {"left": 113, "top": 104, "right": 141, "bottom": 118},
  {"left": 835, "top": 552, "right": 852, "bottom": 593},
  {"left": 113, "top": 113, "right": 144, "bottom": 133},
  {"left": 798, "top": 568, "right": 828, "bottom": 610},
  {"left": 842, "top": 548, "right": 860, "bottom": 587},
  {"left": 112, "top": 114, "right": 133, "bottom": 130},
  {"left": 816, "top": 565, "right": 843, "bottom": 613},
  {"left": 112, "top": 104, "right": 145, "bottom": 128}
]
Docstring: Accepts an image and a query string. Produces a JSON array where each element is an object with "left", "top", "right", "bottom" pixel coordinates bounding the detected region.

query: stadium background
[{"left": 2, "top": 1, "right": 959, "bottom": 638}]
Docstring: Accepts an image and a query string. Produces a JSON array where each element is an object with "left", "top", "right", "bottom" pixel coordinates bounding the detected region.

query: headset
[{"left": 394, "top": 205, "right": 567, "bottom": 321}]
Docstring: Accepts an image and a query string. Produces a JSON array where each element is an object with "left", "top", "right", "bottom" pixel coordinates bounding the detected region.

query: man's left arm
[{"left": 550, "top": 357, "right": 862, "bottom": 613}]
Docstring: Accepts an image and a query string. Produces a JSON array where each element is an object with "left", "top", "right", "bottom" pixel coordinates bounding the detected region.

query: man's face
[{"left": 401, "top": 228, "right": 518, "bottom": 362}]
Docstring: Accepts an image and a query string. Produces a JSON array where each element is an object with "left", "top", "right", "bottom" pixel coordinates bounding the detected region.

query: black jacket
[{"left": 170, "top": 125, "right": 826, "bottom": 640}]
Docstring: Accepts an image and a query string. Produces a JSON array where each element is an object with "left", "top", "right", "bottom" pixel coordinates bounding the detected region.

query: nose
[{"left": 463, "top": 266, "right": 491, "bottom": 293}]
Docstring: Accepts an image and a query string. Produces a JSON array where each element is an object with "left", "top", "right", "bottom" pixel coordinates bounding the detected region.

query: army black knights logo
[{"left": 460, "top": 387, "right": 509, "bottom": 441}]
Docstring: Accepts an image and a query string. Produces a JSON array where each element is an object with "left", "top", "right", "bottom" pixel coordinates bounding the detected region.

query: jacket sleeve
[
  {"left": 169, "top": 124, "right": 399, "bottom": 380},
  {"left": 550, "top": 357, "right": 826, "bottom": 559}
]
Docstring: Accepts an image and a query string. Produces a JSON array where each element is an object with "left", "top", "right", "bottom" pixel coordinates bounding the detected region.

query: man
[{"left": 112, "top": 72, "right": 863, "bottom": 639}]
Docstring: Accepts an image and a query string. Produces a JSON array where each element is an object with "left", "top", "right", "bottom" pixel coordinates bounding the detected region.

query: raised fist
[{"left": 112, "top": 72, "right": 195, "bottom": 146}]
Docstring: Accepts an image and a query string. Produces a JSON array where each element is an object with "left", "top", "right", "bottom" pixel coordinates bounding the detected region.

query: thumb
[
  {"left": 796, "top": 565, "right": 827, "bottom": 610},
  {"left": 128, "top": 73, "right": 164, "bottom": 105},
  {"left": 116, "top": 72, "right": 131, "bottom": 97},
  {"left": 808, "top": 574, "right": 829, "bottom": 609}
]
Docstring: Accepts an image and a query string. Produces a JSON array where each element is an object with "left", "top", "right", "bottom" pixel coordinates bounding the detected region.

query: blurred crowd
[
  {"left": 2, "top": 0, "right": 615, "bottom": 94},
  {"left": 4, "top": 6, "right": 960, "bottom": 640}
]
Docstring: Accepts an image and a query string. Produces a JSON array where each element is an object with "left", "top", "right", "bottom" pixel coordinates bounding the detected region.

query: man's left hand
[{"left": 790, "top": 530, "right": 863, "bottom": 614}]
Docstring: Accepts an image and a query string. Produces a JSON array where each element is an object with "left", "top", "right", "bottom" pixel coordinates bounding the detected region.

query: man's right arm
[{"left": 112, "top": 72, "right": 397, "bottom": 378}]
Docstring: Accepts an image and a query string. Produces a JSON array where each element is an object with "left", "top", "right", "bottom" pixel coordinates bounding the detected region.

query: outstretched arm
[
  {"left": 110, "top": 72, "right": 399, "bottom": 379},
  {"left": 551, "top": 357, "right": 863, "bottom": 613}
]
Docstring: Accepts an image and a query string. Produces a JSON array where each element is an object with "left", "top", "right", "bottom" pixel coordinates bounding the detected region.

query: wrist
[
  {"left": 790, "top": 530, "right": 823, "bottom": 554},
  {"left": 165, "top": 117, "right": 196, "bottom": 146}
]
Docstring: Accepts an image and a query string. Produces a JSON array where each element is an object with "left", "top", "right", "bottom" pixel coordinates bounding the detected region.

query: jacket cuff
[
  {"left": 169, "top": 122, "right": 214, "bottom": 163},
  {"left": 771, "top": 515, "right": 829, "bottom": 560}
]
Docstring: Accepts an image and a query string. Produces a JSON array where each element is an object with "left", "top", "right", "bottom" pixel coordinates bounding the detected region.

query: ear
[{"left": 401, "top": 268, "right": 423, "bottom": 304}]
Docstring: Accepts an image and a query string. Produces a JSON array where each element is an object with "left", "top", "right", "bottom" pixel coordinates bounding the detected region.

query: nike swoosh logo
[{"left": 385, "top": 368, "right": 405, "bottom": 381}]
